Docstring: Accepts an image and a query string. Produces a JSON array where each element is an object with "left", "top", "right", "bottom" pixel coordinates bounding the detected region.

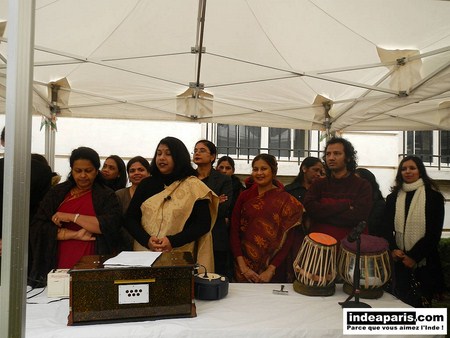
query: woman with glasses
[{"left": 193, "top": 140, "right": 233, "bottom": 278}]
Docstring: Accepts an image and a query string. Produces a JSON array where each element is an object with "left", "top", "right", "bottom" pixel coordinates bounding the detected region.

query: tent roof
[{"left": 1, "top": 0, "right": 449, "bottom": 131}]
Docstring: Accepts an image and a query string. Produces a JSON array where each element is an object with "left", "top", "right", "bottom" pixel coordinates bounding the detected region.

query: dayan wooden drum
[
  {"left": 338, "top": 234, "right": 391, "bottom": 299},
  {"left": 293, "top": 232, "right": 337, "bottom": 296}
]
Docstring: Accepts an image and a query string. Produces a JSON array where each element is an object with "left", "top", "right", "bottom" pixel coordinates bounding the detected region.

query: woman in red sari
[
  {"left": 29, "top": 147, "right": 122, "bottom": 287},
  {"left": 230, "top": 154, "right": 303, "bottom": 283}
]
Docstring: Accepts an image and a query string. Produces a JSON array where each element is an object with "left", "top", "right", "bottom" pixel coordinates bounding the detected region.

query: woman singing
[{"left": 125, "top": 137, "right": 219, "bottom": 272}]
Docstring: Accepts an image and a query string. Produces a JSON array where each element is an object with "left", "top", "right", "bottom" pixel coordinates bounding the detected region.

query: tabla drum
[
  {"left": 338, "top": 234, "right": 391, "bottom": 299},
  {"left": 293, "top": 232, "right": 337, "bottom": 296}
]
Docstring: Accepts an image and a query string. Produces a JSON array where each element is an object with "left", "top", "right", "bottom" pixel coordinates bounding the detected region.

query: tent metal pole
[
  {"left": 0, "top": 1, "right": 36, "bottom": 338},
  {"left": 195, "top": 0, "right": 207, "bottom": 88},
  {"left": 44, "top": 123, "right": 56, "bottom": 170},
  {"left": 409, "top": 60, "right": 450, "bottom": 93},
  {"left": 331, "top": 67, "right": 397, "bottom": 121},
  {"left": 323, "top": 101, "right": 332, "bottom": 140}
]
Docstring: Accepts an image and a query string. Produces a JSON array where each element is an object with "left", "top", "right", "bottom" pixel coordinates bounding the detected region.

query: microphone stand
[{"left": 339, "top": 231, "right": 371, "bottom": 308}]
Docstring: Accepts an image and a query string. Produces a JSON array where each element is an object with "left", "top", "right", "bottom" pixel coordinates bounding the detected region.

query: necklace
[{"left": 71, "top": 187, "right": 92, "bottom": 198}]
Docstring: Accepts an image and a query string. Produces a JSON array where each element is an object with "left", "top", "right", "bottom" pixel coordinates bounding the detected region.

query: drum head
[
  {"left": 341, "top": 234, "right": 388, "bottom": 254},
  {"left": 309, "top": 232, "right": 337, "bottom": 246}
]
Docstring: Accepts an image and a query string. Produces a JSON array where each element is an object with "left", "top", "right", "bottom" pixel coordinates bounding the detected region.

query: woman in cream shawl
[
  {"left": 125, "top": 137, "right": 218, "bottom": 271},
  {"left": 383, "top": 156, "right": 445, "bottom": 306}
]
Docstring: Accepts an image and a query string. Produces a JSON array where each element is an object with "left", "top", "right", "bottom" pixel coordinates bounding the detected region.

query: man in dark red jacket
[{"left": 303, "top": 137, "right": 372, "bottom": 242}]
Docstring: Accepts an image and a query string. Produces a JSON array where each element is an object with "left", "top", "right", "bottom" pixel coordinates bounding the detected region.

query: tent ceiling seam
[
  {"left": 309, "top": 0, "right": 375, "bottom": 47},
  {"left": 332, "top": 68, "right": 397, "bottom": 121},
  {"left": 64, "top": 0, "right": 144, "bottom": 79},
  {"left": 245, "top": 1, "right": 293, "bottom": 69},
  {"left": 409, "top": 59, "right": 450, "bottom": 93}
]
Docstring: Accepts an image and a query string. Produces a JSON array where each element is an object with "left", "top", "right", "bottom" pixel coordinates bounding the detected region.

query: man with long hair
[{"left": 303, "top": 137, "right": 372, "bottom": 241}]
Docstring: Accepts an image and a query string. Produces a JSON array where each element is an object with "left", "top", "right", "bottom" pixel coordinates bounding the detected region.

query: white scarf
[{"left": 394, "top": 178, "right": 426, "bottom": 253}]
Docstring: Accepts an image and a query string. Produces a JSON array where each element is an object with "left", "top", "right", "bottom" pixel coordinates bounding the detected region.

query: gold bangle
[
  {"left": 62, "top": 228, "right": 66, "bottom": 241},
  {"left": 73, "top": 213, "right": 80, "bottom": 223}
]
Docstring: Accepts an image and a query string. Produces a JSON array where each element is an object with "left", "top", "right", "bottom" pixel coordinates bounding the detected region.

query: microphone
[
  {"left": 347, "top": 221, "right": 367, "bottom": 243},
  {"left": 164, "top": 195, "right": 171, "bottom": 201}
]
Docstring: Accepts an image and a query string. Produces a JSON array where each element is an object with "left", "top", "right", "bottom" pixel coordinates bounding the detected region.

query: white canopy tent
[
  {"left": 1, "top": 1, "right": 450, "bottom": 337},
  {"left": 1, "top": 0, "right": 449, "bottom": 133}
]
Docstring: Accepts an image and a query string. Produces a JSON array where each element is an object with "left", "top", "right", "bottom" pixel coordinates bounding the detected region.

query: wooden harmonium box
[{"left": 68, "top": 251, "right": 196, "bottom": 325}]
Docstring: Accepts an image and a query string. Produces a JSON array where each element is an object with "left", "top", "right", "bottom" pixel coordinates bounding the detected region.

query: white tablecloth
[{"left": 25, "top": 283, "right": 442, "bottom": 338}]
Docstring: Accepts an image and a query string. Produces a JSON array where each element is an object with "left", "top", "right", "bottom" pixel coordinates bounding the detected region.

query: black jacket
[
  {"left": 0, "top": 158, "right": 52, "bottom": 238},
  {"left": 382, "top": 187, "right": 445, "bottom": 296},
  {"left": 284, "top": 181, "right": 307, "bottom": 203},
  {"left": 28, "top": 180, "right": 122, "bottom": 286},
  {"left": 202, "top": 170, "right": 232, "bottom": 252}
]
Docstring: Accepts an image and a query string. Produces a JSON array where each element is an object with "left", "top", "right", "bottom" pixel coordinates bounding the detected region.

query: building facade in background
[{"left": 1, "top": 116, "right": 448, "bottom": 233}]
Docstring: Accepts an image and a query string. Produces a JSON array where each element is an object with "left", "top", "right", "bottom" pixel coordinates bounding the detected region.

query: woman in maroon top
[{"left": 230, "top": 154, "right": 303, "bottom": 283}]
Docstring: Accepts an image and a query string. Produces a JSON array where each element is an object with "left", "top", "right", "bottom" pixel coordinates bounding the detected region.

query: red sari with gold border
[
  {"left": 231, "top": 186, "right": 303, "bottom": 282},
  {"left": 57, "top": 191, "right": 95, "bottom": 268}
]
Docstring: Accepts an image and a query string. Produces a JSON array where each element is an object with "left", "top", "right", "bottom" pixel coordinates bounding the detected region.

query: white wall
[
  {"left": 0, "top": 116, "right": 203, "bottom": 180},
  {"left": 343, "top": 131, "right": 400, "bottom": 197},
  {"left": 0, "top": 115, "right": 448, "bottom": 233}
]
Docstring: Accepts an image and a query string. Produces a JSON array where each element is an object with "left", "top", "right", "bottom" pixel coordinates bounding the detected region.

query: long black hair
[
  {"left": 217, "top": 155, "right": 235, "bottom": 172},
  {"left": 323, "top": 137, "right": 357, "bottom": 174},
  {"left": 355, "top": 168, "right": 383, "bottom": 200},
  {"left": 150, "top": 136, "right": 197, "bottom": 182},
  {"left": 103, "top": 155, "right": 127, "bottom": 191},
  {"left": 391, "top": 155, "right": 439, "bottom": 193},
  {"left": 290, "top": 156, "right": 322, "bottom": 186}
]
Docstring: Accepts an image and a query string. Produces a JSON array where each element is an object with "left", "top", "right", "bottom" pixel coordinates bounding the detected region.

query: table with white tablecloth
[{"left": 26, "top": 283, "right": 443, "bottom": 338}]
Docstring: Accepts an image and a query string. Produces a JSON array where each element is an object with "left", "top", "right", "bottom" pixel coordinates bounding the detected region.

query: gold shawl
[{"left": 134, "top": 176, "right": 219, "bottom": 272}]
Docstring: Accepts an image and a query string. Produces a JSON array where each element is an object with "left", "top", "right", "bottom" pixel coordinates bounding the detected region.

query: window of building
[
  {"left": 441, "top": 130, "right": 450, "bottom": 164},
  {"left": 294, "top": 129, "right": 307, "bottom": 158},
  {"left": 216, "top": 123, "right": 314, "bottom": 161},
  {"left": 269, "top": 128, "right": 290, "bottom": 157},
  {"left": 217, "top": 124, "right": 261, "bottom": 156},
  {"left": 239, "top": 126, "right": 261, "bottom": 156},
  {"left": 217, "top": 124, "right": 237, "bottom": 155},
  {"left": 406, "top": 131, "right": 433, "bottom": 163}
]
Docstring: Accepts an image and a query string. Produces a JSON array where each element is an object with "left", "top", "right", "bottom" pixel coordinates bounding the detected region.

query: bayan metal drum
[
  {"left": 293, "top": 232, "right": 337, "bottom": 296},
  {"left": 338, "top": 234, "right": 391, "bottom": 299}
]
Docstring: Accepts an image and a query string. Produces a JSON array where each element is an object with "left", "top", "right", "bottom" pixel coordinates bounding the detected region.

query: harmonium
[{"left": 68, "top": 251, "right": 196, "bottom": 325}]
